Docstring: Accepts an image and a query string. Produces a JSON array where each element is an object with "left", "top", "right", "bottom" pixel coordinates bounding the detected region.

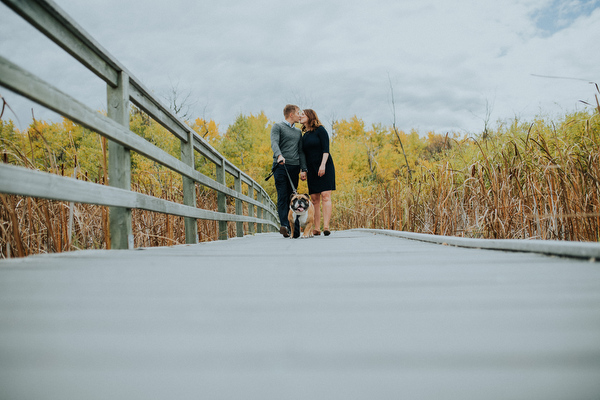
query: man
[{"left": 271, "top": 104, "right": 307, "bottom": 237}]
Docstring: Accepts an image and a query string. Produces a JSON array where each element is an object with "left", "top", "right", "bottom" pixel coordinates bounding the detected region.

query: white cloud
[{"left": 1, "top": 0, "right": 599, "bottom": 135}]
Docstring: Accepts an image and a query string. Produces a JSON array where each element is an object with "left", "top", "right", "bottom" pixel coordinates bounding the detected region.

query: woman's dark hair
[{"left": 302, "top": 109, "right": 323, "bottom": 132}]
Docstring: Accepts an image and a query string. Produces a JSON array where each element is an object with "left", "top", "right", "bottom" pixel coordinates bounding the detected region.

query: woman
[{"left": 300, "top": 109, "right": 336, "bottom": 236}]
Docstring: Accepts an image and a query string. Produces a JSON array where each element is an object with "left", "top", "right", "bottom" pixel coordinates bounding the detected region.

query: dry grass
[
  {"left": 0, "top": 143, "right": 258, "bottom": 259},
  {"left": 333, "top": 112, "right": 600, "bottom": 242},
  {"left": 0, "top": 108, "right": 270, "bottom": 258},
  {"left": 0, "top": 183, "right": 254, "bottom": 258},
  {"left": 3, "top": 102, "right": 599, "bottom": 258}
]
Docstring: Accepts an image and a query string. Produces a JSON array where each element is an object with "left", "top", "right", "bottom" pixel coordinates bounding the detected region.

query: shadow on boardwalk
[{"left": 1, "top": 230, "right": 599, "bottom": 399}]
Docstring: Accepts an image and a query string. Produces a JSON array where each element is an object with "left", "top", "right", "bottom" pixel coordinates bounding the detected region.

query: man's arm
[{"left": 270, "top": 123, "right": 285, "bottom": 163}]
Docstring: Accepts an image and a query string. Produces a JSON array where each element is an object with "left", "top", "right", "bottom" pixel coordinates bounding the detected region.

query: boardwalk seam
[{"left": 353, "top": 229, "right": 600, "bottom": 260}]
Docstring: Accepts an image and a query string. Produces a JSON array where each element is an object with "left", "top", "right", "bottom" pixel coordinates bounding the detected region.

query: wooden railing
[{"left": 0, "top": 0, "right": 278, "bottom": 249}]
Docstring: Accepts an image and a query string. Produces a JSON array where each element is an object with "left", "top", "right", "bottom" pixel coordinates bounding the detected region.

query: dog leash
[
  {"left": 264, "top": 164, "right": 276, "bottom": 181},
  {"left": 264, "top": 161, "right": 298, "bottom": 194},
  {"left": 281, "top": 163, "right": 298, "bottom": 195}
]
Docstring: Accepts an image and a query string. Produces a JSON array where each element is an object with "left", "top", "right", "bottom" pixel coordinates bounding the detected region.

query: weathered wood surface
[
  {"left": 1, "top": 0, "right": 278, "bottom": 247},
  {"left": 0, "top": 164, "right": 274, "bottom": 226},
  {"left": 371, "top": 229, "right": 600, "bottom": 259},
  {"left": 0, "top": 57, "right": 270, "bottom": 211},
  {"left": 107, "top": 69, "right": 133, "bottom": 248},
  {"left": 1, "top": 230, "right": 598, "bottom": 399},
  {"left": 1, "top": 0, "right": 265, "bottom": 191}
]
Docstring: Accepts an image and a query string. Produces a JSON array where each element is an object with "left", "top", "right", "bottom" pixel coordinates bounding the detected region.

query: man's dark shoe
[{"left": 280, "top": 226, "right": 290, "bottom": 238}]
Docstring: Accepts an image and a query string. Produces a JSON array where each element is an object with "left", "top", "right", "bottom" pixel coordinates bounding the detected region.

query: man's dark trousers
[{"left": 274, "top": 163, "right": 300, "bottom": 230}]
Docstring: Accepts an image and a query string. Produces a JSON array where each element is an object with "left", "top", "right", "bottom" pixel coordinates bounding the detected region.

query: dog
[{"left": 288, "top": 193, "right": 315, "bottom": 239}]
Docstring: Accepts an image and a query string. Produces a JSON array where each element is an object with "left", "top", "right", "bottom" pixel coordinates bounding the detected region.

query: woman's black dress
[{"left": 302, "top": 125, "right": 336, "bottom": 194}]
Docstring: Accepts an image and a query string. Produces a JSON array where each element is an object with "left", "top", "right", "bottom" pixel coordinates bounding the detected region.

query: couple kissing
[{"left": 270, "top": 104, "right": 336, "bottom": 238}]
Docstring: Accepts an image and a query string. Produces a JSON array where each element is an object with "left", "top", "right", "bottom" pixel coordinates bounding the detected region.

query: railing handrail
[{"left": 0, "top": 0, "right": 278, "bottom": 249}]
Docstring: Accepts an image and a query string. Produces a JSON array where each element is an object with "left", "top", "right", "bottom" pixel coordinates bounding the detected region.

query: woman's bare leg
[
  {"left": 310, "top": 193, "right": 321, "bottom": 232},
  {"left": 321, "top": 191, "right": 332, "bottom": 230}
]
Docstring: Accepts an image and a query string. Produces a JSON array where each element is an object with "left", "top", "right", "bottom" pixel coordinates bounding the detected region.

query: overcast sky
[{"left": 1, "top": 0, "right": 599, "bottom": 135}]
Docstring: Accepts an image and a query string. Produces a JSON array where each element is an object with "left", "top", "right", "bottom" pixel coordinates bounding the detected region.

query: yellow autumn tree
[{"left": 216, "top": 112, "right": 305, "bottom": 198}]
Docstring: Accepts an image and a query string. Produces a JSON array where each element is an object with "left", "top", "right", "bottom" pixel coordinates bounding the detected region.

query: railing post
[
  {"left": 268, "top": 202, "right": 275, "bottom": 232},
  {"left": 261, "top": 189, "right": 269, "bottom": 232},
  {"left": 248, "top": 183, "right": 255, "bottom": 235},
  {"left": 181, "top": 131, "right": 197, "bottom": 244},
  {"left": 107, "top": 71, "right": 133, "bottom": 249},
  {"left": 256, "top": 190, "right": 263, "bottom": 234},
  {"left": 234, "top": 172, "right": 244, "bottom": 238},
  {"left": 216, "top": 158, "right": 228, "bottom": 240},
  {"left": 271, "top": 201, "right": 277, "bottom": 231},
  {"left": 268, "top": 193, "right": 276, "bottom": 232}
]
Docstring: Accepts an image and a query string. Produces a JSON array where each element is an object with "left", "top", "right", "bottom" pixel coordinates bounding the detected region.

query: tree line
[{"left": 1, "top": 100, "right": 600, "bottom": 256}]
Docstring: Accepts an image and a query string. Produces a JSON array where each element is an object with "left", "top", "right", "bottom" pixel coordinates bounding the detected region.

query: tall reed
[
  {"left": 3, "top": 104, "right": 599, "bottom": 258},
  {"left": 333, "top": 111, "right": 600, "bottom": 241},
  {"left": 0, "top": 117, "right": 255, "bottom": 258}
]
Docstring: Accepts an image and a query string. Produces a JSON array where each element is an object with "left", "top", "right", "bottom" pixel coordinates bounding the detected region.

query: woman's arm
[
  {"left": 318, "top": 153, "right": 329, "bottom": 177},
  {"left": 317, "top": 126, "right": 330, "bottom": 177}
]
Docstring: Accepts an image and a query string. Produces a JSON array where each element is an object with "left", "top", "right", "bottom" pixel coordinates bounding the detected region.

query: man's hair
[{"left": 283, "top": 104, "right": 299, "bottom": 118}]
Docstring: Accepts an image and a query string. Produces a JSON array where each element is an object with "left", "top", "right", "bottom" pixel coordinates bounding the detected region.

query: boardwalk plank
[{"left": 0, "top": 230, "right": 599, "bottom": 399}]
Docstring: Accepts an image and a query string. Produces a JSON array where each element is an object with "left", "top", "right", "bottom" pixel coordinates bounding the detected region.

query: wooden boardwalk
[{"left": 1, "top": 230, "right": 599, "bottom": 400}]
